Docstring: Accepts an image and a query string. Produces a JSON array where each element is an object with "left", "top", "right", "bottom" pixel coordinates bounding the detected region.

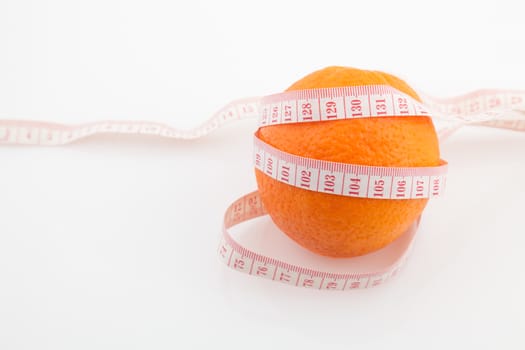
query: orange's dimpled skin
[{"left": 255, "top": 66, "right": 441, "bottom": 258}]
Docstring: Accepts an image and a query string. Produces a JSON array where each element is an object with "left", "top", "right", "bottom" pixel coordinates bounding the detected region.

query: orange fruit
[{"left": 255, "top": 66, "right": 440, "bottom": 257}]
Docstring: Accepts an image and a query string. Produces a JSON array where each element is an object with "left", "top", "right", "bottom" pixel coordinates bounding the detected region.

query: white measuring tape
[
  {"left": 1, "top": 85, "right": 524, "bottom": 290},
  {"left": 253, "top": 135, "right": 447, "bottom": 200},
  {"left": 259, "top": 85, "right": 431, "bottom": 126}
]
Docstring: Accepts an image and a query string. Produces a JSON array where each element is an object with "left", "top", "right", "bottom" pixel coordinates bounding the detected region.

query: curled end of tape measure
[{"left": 219, "top": 191, "right": 420, "bottom": 291}]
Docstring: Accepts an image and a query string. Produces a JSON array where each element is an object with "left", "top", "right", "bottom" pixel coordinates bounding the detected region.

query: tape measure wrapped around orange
[{"left": 255, "top": 66, "right": 441, "bottom": 258}]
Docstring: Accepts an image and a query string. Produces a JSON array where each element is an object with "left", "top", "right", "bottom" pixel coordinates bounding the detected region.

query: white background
[{"left": 1, "top": 0, "right": 524, "bottom": 349}]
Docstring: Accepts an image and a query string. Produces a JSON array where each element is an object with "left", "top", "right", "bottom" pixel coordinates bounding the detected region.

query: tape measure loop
[{"left": 219, "top": 191, "right": 419, "bottom": 291}]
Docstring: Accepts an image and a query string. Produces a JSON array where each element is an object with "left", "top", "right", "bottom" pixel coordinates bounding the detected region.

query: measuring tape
[
  {"left": 1, "top": 86, "right": 524, "bottom": 290},
  {"left": 254, "top": 135, "right": 448, "bottom": 200}
]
